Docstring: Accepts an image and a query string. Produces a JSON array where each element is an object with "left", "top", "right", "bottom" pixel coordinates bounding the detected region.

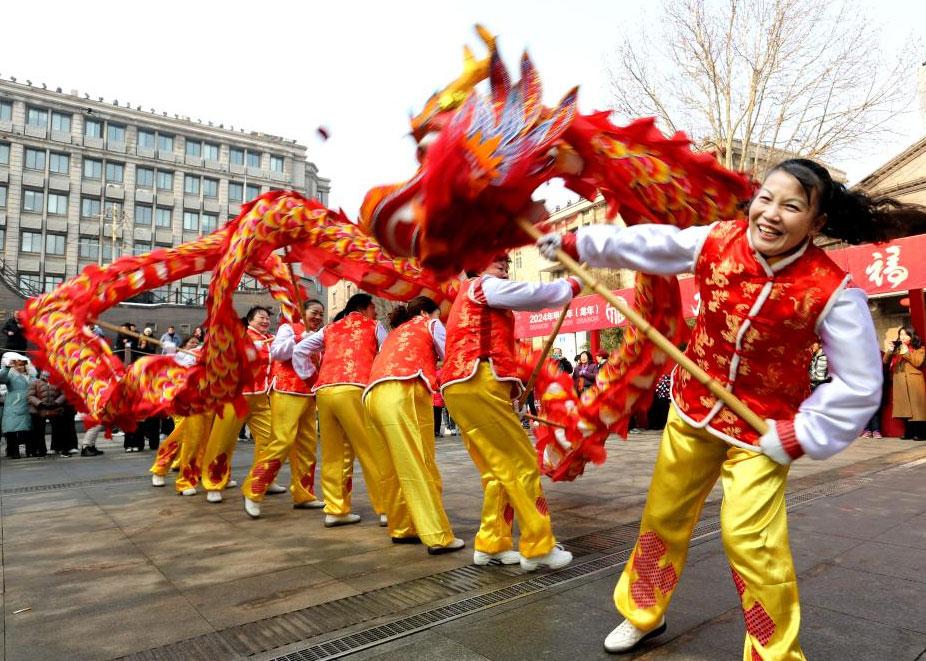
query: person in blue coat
[{"left": 1, "top": 352, "right": 35, "bottom": 459}]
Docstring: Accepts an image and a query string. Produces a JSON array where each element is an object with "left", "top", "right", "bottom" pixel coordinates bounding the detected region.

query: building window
[
  {"left": 101, "top": 242, "right": 119, "bottom": 261},
  {"left": 155, "top": 207, "right": 172, "bottom": 228},
  {"left": 26, "top": 107, "right": 48, "bottom": 128},
  {"left": 105, "top": 162, "right": 124, "bottom": 183},
  {"left": 21, "top": 231, "right": 43, "bottom": 252},
  {"left": 202, "top": 178, "right": 218, "bottom": 198},
  {"left": 22, "top": 190, "right": 43, "bottom": 213},
  {"left": 137, "top": 129, "right": 155, "bottom": 149},
  {"left": 81, "top": 197, "right": 101, "bottom": 218},
  {"left": 183, "top": 175, "right": 200, "bottom": 195},
  {"left": 157, "top": 133, "right": 173, "bottom": 153},
  {"left": 229, "top": 147, "right": 244, "bottom": 166},
  {"left": 107, "top": 123, "right": 126, "bottom": 144},
  {"left": 51, "top": 112, "right": 71, "bottom": 133},
  {"left": 182, "top": 210, "right": 199, "bottom": 231},
  {"left": 0, "top": 100, "right": 11, "bottom": 122},
  {"left": 270, "top": 155, "right": 284, "bottom": 172},
  {"left": 47, "top": 192, "right": 68, "bottom": 215},
  {"left": 85, "top": 118, "right": 103, "bottom": 138},
  {"left": 185, "top": 140, "right": 201, "bottom": 158},
  {"left": 180, "top": 283, "right": 200, "bottom": 305},
  {"left": 45, "top": 233, "right": 66, "bottom": 255},
  {"left": 0, "top": 185, "right": 6, "bottom": 208},
  {"left": 43, "top": 275, "right": 64, "bottom": 293},
  {"left": 18, "top": 273, "right": 41, "bottom": 292},
  {"left": 245, "top": 183, "right": 260, "bottom": 200},
  {"left": 201, "top": 213, "right": 218, "bottom": 234},
  {"left": 78, "top": 236, "right": 99, "bottom": 260},
  {"left": 246, "top": 150, "right": 261, "bottom": 168},
  {"left": 203, "top": 142, "right": 219, "bottom": 161},
  {"left": 228, "top": 182, "right": 243, "bottom": 203},
  {"left": 156, "top": 170, "right": 173, "bottom": 191},
  {"left": 136, "top": 167, "right": 154, "bottom": 188},
  {"left": 0, "top": 142, "right": 8, "bottom": 165},
  {"left": 134, "top": 204, "right": 153, "bottom": 226},
  {"left": 49, "top": 152, "right": 70, "bottom": 175},
  {"left": 132, "top": 243, "right": 151, "bottom": 256},
  {"left": 83, "top": 158, "right": 102, "bottom": 179},
  {"left": 24, "top": 148, "right": 46, "bottom": 171}
]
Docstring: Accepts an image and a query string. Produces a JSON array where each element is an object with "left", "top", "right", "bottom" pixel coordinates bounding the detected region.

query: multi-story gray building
[{"left": 0, "top": 78, "right": 329, "bottom": 335}]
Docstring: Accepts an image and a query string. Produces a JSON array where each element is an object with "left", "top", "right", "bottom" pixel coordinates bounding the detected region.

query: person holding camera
[{"left": 884, "top": 326, "right": 926, "bottom": 440}]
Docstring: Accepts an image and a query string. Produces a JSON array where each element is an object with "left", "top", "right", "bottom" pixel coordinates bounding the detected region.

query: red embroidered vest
[
  {"left": 441, "top": 277, "right": 520, "bottom": 389},
  {"left": 673, "top": 220, "right": 848, "bottom": 444},
  {"left": 243, "top": 327, "right": 272, "bottom": 395},
  {"left": 314, "top": 312, "right": 378, "bottom": 390},
  {"left": 368, "top": 315, "right": 439, "bottom": 392},
  {"left": 271, "top": 322, "right": 320, "bottom": 395}
]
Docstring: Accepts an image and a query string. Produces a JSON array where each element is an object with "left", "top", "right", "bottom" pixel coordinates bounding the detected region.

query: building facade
[{"left": 0, "top": 78, "right": 330, "bottom": 330}]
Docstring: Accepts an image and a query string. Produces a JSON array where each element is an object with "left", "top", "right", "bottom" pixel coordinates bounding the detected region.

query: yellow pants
[
  {"left": 173, "top": 413, "right": 214, "bottom": 493},
  {"left": 365, "top": 380, "right": 454, "bottom": 545},
  {"left": 149, "top": 415, "right": 186, "bottom": 476},
  {"left": 443, "top": 363, "right": 555, "bottom": 559},
  {"left": 200, "top": 394, "right": 271, "bottom": 491},
  {"left": 242, "top": 391, "right": 320, "bottom": 503},
  {"left": 615, "top": 407, "right": 803, "bottom": 660},
  {"left": 315, "top": 385, "right": 396, "bottom": 519}
]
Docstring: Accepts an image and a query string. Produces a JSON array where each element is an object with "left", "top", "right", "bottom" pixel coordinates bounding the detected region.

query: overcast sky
[{"left": 2, "top": 1, "right": 924, "bottom": 216}]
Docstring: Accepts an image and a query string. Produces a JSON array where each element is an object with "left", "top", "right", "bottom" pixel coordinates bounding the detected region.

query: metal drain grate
[
  {"left": 1, "top": 474, "right": 150, "bottom": 494},
  {"left": 122, "top": 469, "right": 881, "bottom": 661}
]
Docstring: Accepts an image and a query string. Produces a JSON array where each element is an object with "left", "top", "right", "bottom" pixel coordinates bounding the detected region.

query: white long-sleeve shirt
[
  {"left": 479, "top": 274, "right": 576, "bottom": 311},
  {"left": 575, "top": 223, "right": 882, "bottom": 460},
  {"left": 430, "top": 318, "right": 447, "bottom": 362},
  {"left": 291, "top": 319, "right": 388, "bottom": 381}
]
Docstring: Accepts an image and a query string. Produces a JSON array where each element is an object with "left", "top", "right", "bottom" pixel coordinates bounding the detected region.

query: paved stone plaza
[{"left": 0, "top": 431, "right": 924, "bottom": 660}]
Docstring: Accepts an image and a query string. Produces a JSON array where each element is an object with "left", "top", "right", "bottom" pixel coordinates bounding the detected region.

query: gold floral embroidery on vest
[
  {"left": 705, "top": 258, "right": 745, "bottom": 288},
  {"left": 740, "top": 281, "right": 763, "bottom": 298},
  {"left": 699, "top": 394, "right": 716, "bottom": 409},
  {"left": 707, "top": 289, "right": 730, "bottom": 312},
  {"left": 690, "top": 326, "right": 715, "bottom": 357},
  {"left": 720, "top": 312, "right": 745, "bottom": 343}
]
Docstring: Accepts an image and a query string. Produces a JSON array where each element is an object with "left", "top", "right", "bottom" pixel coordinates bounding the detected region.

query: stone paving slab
[{"left": 1, "top": 432, "right": 925, "bottom": 660}]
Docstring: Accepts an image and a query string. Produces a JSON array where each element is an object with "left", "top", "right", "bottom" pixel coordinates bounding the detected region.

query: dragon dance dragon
[
  {"left": 21, "top": 25, "right": 752, "bottom": 481},
  {"left": 360, "top": 25, "right": 754, "bottom": 480}
]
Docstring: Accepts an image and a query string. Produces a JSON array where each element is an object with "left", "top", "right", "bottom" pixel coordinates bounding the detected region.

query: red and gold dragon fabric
[
  {"left": 361, "top": 26, "right": 754, "bottom": 480},
  {"left": 20, "top": 192, "right": 456, "bottom": 432}
]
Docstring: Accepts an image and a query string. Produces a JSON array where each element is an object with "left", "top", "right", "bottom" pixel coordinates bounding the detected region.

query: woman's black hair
[
  {"left": 577, "top": 350, "right": 593, "bottom": 363},
  {"left": 245, "top": 306, "right": 271, "bottom": 323},
  {"left": 341, "top": 293, "right": 374, "bottom": 317},
  {"left": 768, "top": 159, "right": 926, "bottom": 244},
  {"left": 901, "top": 325, "right": 923, "bottom": 350},
  {"left": 304, "top": 298, "right": 324, "bottom": 310},
  {"left": 387, "top": 296, "right": 439, "bottom": 329}
]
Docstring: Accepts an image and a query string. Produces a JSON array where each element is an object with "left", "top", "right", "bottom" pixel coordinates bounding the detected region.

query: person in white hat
[{"left": 1, "top": 352, "right": 35, "bottom": 458}]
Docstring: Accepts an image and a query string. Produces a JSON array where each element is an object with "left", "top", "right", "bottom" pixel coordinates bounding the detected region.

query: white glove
[
  {"left": 537, "top": 232, "right": 562, "bottom": 260},
  {"left": 758, "top": 419, "right": 792, "bottom": 465},
  {"left": 0, "top": 354, "right": 10, "bottom": 368}
]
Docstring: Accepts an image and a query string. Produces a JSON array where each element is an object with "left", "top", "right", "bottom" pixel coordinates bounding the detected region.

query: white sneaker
[
  {"left": 442, "top": 429, "right": 454, "bottom": 437},
  {"left": 225, "top": 479, "right": 238, "bottom": 489},
  {"left": 266, "top": 482, "right": 288, "bottom": 494},
  {"left": 243, "top": 497, "right": 261, "bottom": 519},
  {"left": 324, "top": 513, "right": 361, "bottom": 527},
  {"left": 428, "top": 538, "right": 466, "bottom": 555},
  {"left": 151, "top": 474, "right": 166, "bottom": 487},
  {"left": 603, "top": 617, "right": 667, "bottom": 653},
  {"left": 67, "top": 448, "right": 80, "bottom": 455},
  {"left": 473, "top": 549, "right": 522, "bottom": 566},
  {"left": 206, "top": 490, "right": 222, "bottom": 503},
  {"left": 379, "top": 514, "right": 388, "bottom": 527},
  {"left": 179, "top": 488, "right": 198, "bottom": 497},
  {"left": 520, "top": 545, "right": 573, "bottom": 571},
  {"left": 293, "top": 499, "right": 326, "bottom": 509}
]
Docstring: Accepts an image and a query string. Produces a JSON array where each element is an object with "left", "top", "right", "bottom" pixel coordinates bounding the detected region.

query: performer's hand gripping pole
[{"left": 517, "top": 219, "right": 768, "bottom": 435}]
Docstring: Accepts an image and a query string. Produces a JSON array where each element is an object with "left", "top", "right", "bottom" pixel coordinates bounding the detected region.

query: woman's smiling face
[{"left": 748, "top": 170, "right": 826, "bottom": 259}]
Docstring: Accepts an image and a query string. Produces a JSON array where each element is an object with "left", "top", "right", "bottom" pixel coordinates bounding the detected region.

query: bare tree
[{"left": 609, "top": 0, "right": 920, "bottom": 175}]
